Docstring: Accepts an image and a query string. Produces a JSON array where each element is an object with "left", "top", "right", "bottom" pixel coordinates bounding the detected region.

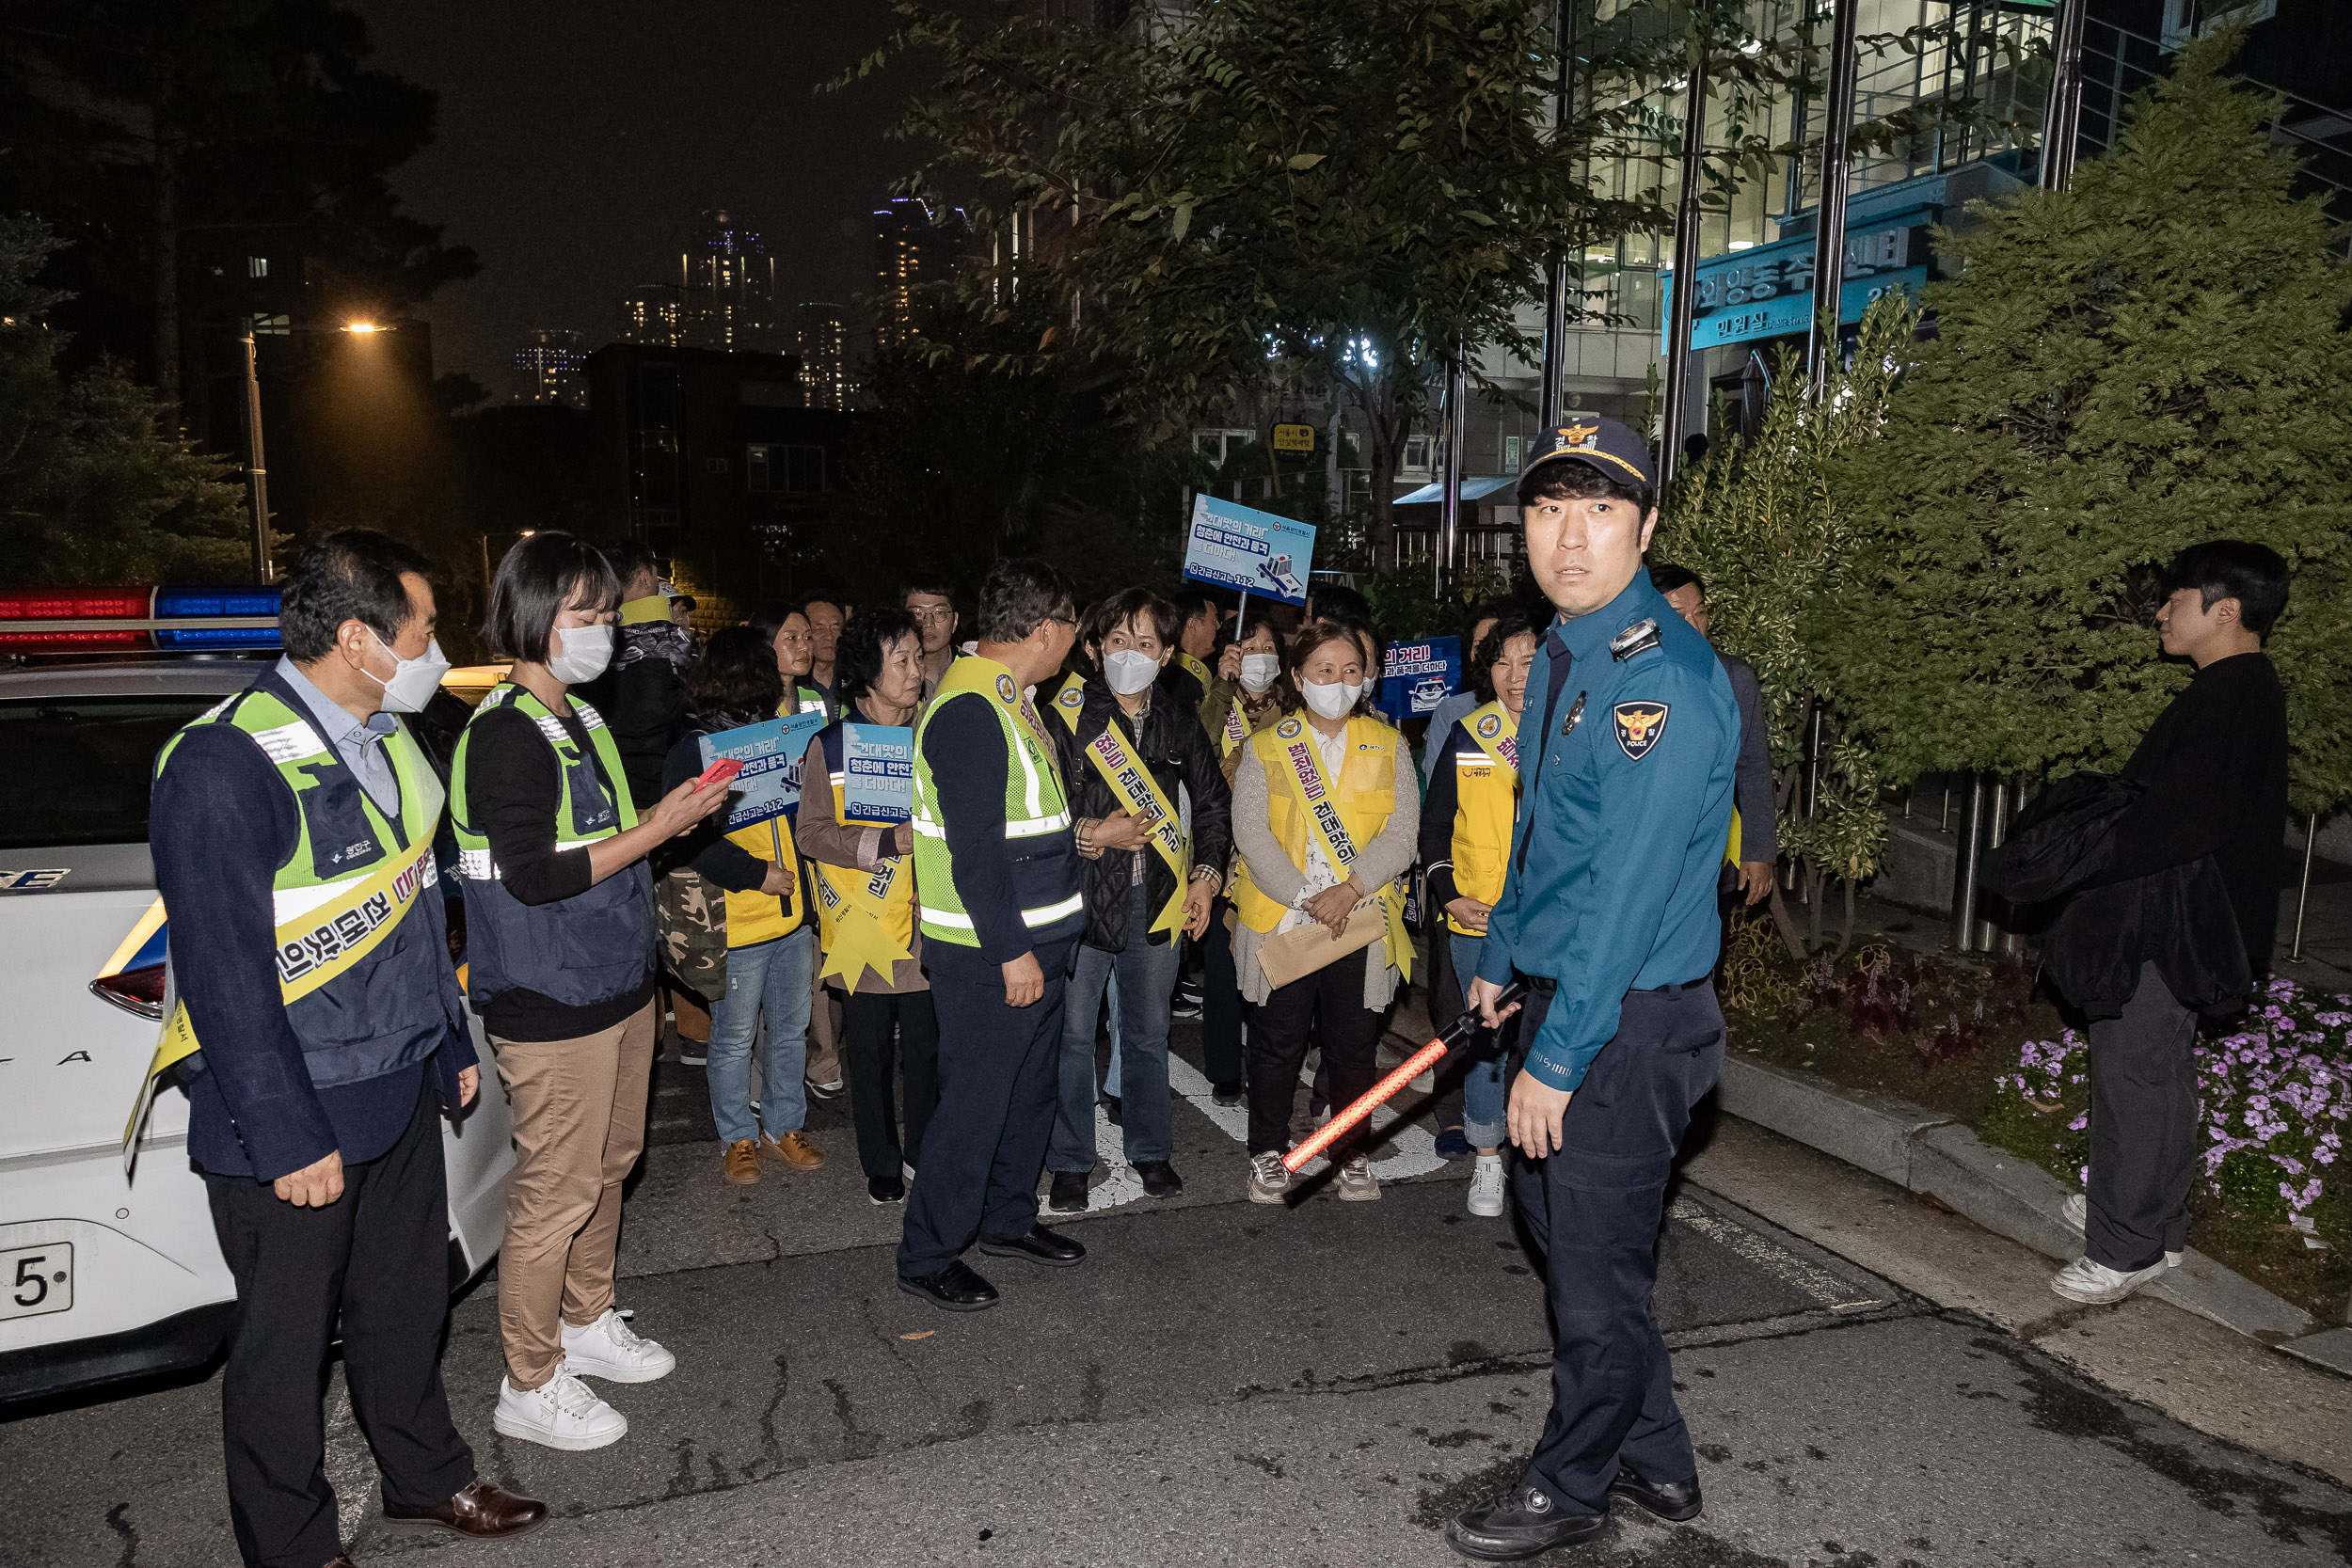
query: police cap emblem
[
  {"left": 995, "top": 673, "right": 1019, "bottom": 703},
  {"left": 1612, "top": 701, "right": 1669, "bottom": 760},
  {"left": 1056, "top": 685, "right": 1082, "bottom": 708},
  {"left": 1275, "top": 717, "right": 1303, "bottom": 739},
  {"left": 1475, "top": 713, "right": 1502, "bottom": 739}
]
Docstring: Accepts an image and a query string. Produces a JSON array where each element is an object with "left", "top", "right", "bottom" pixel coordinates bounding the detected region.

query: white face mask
[
  {"left": 1104, "top": 648, "right": 1161, "bottom": 696},
  {"left": 1300, "top": 677, "right": 1365, "bottom": 720},
  {"left": 363, "top": 632, "right": 451, "bottom": 714},
  {"left": 548, "top": 623, "right": 614, "bottom": 686},
  {"left": 1238, "top": 652, "right": 1280, "bottom": 693}
]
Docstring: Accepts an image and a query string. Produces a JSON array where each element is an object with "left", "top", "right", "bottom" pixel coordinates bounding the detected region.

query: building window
[
  {"left": 2161, "top": 0, "right": 2274, "bottom": 45},
  {"left": 1502, "top": 435, "right": 1523, "bottom": 474},
  {"left": 246, "top": 256, "right": 269, "bottom": 279},
  {"left": 1401, "top": 436, "right": 1434, "bottom": 476},
  {"left": 1194, "top": 428, "right": 1256, "bottom": 467},
  {"left": 746, "top": 443, "right": 826, "bottom": 494}
]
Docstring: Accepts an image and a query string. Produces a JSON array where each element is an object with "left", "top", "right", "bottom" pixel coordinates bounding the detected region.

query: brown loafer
[{"left": 383, "top": 1477, "right": 548, "bottom": 1540}]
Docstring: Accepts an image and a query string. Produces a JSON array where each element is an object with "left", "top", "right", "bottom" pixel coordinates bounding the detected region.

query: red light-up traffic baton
[{"left": 1281, "top": 980, "right": 1526, "bottom": 1174}]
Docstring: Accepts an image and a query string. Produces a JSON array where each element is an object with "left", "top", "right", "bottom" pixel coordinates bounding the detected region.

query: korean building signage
[{"left": 1661, "top": 208, "right": 1933, "bottom": 353}]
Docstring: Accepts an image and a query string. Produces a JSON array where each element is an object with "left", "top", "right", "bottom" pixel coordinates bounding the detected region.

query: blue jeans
[
  {"left": 707, "top": 925, "right": 814, "bottom": 1146},
  {"left": 1103, "top": 972, "right": 1124, "bottom": 1097},
  {"left": 1051, "top": 883, "right": 1180, "bottom": 1169},
  {"left": 1453, "top": 931, "right": 1509, "bottom": 1150}
]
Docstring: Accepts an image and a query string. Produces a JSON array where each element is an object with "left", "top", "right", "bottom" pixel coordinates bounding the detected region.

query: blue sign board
[
  {"left": 697, "top": 711, "right": 827, "bottom": 831},
  {"left": 1661, "top": 207, "right": 1933, "bottom": 353},
  {"left": 1375, "top": 636, "right": 1461, "bottom": 721},
  {"left": 1184, "top": 496, "right": 1317, "bottom": 607},
  {"left": 841, "top": 722, "right": 914, "bottom": 824}
]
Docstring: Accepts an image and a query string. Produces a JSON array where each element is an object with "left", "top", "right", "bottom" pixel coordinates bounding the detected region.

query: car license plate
[{"left": 0, "top": 1243, "right": 72, "bottom": 1322}]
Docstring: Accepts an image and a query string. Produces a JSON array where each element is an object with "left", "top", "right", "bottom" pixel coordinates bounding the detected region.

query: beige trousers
[{"left": 490, "top": 1001, "right": 658, "bottom": 1389}]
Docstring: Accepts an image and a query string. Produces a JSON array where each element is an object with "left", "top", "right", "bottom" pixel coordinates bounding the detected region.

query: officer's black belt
[{"left": 1519, "top": 974, "right": 1710, "bottom": 997}]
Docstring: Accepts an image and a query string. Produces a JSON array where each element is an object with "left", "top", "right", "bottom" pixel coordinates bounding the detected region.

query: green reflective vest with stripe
[
  {"left": 450, "top": 683, "right": 655, "bottom": 1011},
  {"left": 911, "top": 656, "right": 1085, "bottom": 948},
  {"left": 152, "top": 668, "right": 462, "bottom": 1087}
]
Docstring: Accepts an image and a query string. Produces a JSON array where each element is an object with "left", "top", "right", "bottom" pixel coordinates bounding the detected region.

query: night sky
[{"left": 351, "top": 0, "right": 917, "bottom": 390}]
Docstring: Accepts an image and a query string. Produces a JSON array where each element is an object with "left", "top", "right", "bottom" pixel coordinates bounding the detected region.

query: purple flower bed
[{"left": 1990, "top": 976, "right": 2350, "bottom": 1229}]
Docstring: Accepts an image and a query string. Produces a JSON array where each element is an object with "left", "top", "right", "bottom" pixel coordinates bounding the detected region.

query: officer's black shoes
[
  {"left": 1607, "top": 1465, "right": 1703, "bottom": 1522},
  {"left": 1046, "top": 1170, "right": 1091, "bottom": 1213},
  {"left": 1211, "top": 1079, "right": 1244, "bottom": 1107},
  {"left": 979, "top": 1224, "right": 1087, "bottom": 1267},
  {"left": 898, "top": 1261, "right": 998, "bottom": 1311},
  {"left": 866, "top": 1175, "right": 906, "bottom": 1206},
  {"left": 1136, "top": 1160, "right": 1184, "bottom": 1197},
  {"left": 1444, "top": 1486, "right": 1608, "bottom": 1560}
]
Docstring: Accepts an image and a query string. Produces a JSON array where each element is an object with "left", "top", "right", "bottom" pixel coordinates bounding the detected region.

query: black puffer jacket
[
  {"left": 1985, "top": 773, "right": 2251, "bottom": 1021},
  {"left": 1048, "top": 672, "right": 1232, "bottom": 952}
]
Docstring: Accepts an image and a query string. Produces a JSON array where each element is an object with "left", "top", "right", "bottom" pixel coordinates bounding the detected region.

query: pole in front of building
[
  {"left": 1804, "top": 0, "right": 1860, "bottom": 398},
  {"left": 2291, "top": 811, "right": 2317, "bottom": 962},
  {"left": 239, "top": 315, "right": 274, "bottom": 583},
  {"left": 1539, "top": 0, "right": 1581, "bottom": 433},
  {"left": 1437, "top": 350, "right": 1467, "bottom": 597},
  {"left": 1952, "top": 773, "right": 1984, "bottom": 953},
  {"left": 2038, "top": 0, "right": 2089, "bottom": 191},
  {"left": 1658, "top": 53, "right": 1709, "bottom": 492}
]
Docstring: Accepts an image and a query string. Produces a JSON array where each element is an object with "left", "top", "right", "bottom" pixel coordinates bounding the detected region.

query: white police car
[
  {"left": 1257, "top": 553, "right": 1305, "bottom": 600},
  {"left": 0, "top": 589, "right": 513, "bottom": 1404}
]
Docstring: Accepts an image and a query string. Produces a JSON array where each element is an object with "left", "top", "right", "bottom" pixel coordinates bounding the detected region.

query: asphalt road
[{"left": 7, "top": 1022, "right": 2350, "bottom": 1568}]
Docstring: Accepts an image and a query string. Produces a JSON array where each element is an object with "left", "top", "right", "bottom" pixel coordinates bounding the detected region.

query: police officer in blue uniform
[{"left": 1446, "top": 419, "right": 1740, "bottom": 1560}]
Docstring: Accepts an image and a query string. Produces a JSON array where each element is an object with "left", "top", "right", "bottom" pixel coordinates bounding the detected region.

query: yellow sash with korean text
[
  {"left": 1220, "top": 697, "right": 1249, "bottom": 758},
  {"left": 1052, "top": 687, "right": 1188, "bottom": 935},
  {"left": 1272, "top": 723, "right": 1414, "bottom": 981}
]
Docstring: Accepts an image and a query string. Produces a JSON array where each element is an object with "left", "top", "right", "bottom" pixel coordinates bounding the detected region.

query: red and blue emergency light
[{"left": 0, "top": 585, "right": 282, "bottom": 653}]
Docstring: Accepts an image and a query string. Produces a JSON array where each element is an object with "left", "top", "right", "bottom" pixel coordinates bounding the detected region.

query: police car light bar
[{"left": 0, "top": 585, "right": 282, "bottom": 653}]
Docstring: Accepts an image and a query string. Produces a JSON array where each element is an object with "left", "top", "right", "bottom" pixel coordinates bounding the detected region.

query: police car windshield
[{"left": 0, "top": 695, "right": 221, "bottom": 849}]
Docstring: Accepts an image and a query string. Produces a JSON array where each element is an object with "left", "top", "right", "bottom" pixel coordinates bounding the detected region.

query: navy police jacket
[{"left": 1472, "top": 574, "right": 1739, "bottom": 1091}]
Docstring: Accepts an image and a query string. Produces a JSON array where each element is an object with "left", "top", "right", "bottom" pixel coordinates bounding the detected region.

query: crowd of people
[{"left": 147, "top": 406, "right": 2296, "bottom": 1568}]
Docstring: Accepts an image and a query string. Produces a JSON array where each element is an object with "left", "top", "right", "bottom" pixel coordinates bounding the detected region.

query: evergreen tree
[
  {"left": 1822, "top": 29, "right": 2352, "bottom": 816},
  {"left": 0, "top": 216, "right": 250, "bottom": 585}
]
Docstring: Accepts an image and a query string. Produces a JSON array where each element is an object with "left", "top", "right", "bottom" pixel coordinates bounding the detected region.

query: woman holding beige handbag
[{"left": 1229, "top": 619, "right": 1420, "bottom": 1206}]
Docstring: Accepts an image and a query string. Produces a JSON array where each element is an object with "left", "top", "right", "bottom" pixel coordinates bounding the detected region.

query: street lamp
[{"left": 237, "top": 316, "right": 392, "bottom": 581}]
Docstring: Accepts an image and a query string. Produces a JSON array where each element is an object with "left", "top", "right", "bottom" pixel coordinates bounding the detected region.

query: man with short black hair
[
  {"left": 586, "top": 539, "right": 689, "bottom": 808},
  {"left": 2050, "top": 539, "right": 2292, "bottom": 1306},
  {"left": 898, "top": 559, "right": 1090, "bottom": 1310},
  {"left": 152, "top": 529, "right": 545, "bottom": 1568},
  {"left": 905, "top": 578, "right": 962, "bottom": 701}
]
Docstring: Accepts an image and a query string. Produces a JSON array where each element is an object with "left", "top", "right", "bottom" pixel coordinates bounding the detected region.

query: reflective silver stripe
[
  {"left": 921, "top": 907, "right": 977, "bottom": 929},
  {"left": 911, "top": 817, "right": 946, "bottom": 838},
  {"left": 1021, "top": 893, "right": 1084, "bottom": 927},
  {"left": 458, "top": 847, "right": 499, "bottom": 880},
  {"left": 1004, "top": 809, "right": 1072, "bottom": 838},
  {"left": 555, "top": 837, "right": 609, "bottom": 852},
  {"left": 272, "top": 871, "right": 370, "bottom": 923}
]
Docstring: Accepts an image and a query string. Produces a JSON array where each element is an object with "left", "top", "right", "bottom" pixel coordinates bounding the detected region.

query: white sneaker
[
  {"left": 2060, "top": 1194, "right": 2183, "bottom": 1268},
  {"left": 1468, "top": 1154, "right": 1506, "bottom": 1218},
  {"left": 494, "top": 1370, "right": 628, "bottom": 1451},
  {"left": 1337, "top": 1155, "right": 1381, "bottom": 1202},
  {"left": 1248, "top": 1150, "right": 1293, "bottom": 1205},
  {"left": 561, "top": 1307, "right": 676, "bottom": 1384},
  {"left": 2049, "top": 1254, "right": 2171, "bottom": 1305}
]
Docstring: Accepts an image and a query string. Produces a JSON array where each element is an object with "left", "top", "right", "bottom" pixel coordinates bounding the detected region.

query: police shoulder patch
[
  {"left": 1612, "top": 701, "right": 1670, "bottom": 760},
  {"left": 1474, "top": 712, "right": 1502, "bottom": 739},
  {"left": 1275, "top": 717, "right": 1303, "bottom": 739},
  {"left": 994, "top": 673, "right": 1019, "bottom": 703}
]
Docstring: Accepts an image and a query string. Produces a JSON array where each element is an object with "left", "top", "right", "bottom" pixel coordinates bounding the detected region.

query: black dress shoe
[
  {"left": 898, "top": 1259, "right": 998, "bottom": 1311},
  {"left": 978, "top": 1223, "right": 1087, "bottom": 1267},
  {"left": 867, "top": 1174, "right": 906, "bottom": 1205},
  {"left": 1136, "top": 1160, "right": 1184, "bottom": 1197},
  {"left": 1607, "top": 1465, "right": 1702, "bottom": 1522},
  {"left": 1101, "top": 1093, "right": 1123, "bottom": 1127},
  {"left": 1444, "top": 1485, "right": 1607, "bottom": 1561},
  {"left": 1211, "top": 1080, "right": 1244, "bottom": 1107},
  {"left": 1046, "top": 1170, "right": 1090, "bottom": 1213}
]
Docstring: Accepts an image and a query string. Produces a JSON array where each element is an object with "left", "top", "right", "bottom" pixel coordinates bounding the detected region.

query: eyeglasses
[{"left": 909, "top": 607, "right": 956, "bottom": 624}]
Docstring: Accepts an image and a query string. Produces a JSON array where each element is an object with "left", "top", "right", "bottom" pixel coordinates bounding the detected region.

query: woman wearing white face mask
[
  {"left": 450, "top": 531, "right": 731, "bottom": 1453},
  {"left": 1229, "top": 619, "right": 1421, "bottom": 1205},
  {"left": 1042, "top": 589, "right": 1233, "bottom": 1210}
]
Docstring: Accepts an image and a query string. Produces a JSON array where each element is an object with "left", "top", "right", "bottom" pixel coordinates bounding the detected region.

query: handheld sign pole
[
  {"left": 1281, "top": 982, "right": 1527, "bottom": 1174},
  {"left": 1235, "top": 590, "right": 1249, "bottom": 639}
]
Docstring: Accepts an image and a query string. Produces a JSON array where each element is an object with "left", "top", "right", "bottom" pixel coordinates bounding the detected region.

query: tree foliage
[
  {"left": 1821, "top": 29, "right": 2352, "bottom": 815},
  {"left": 0, "top": 217, "right": 250, "bottom": 585}
]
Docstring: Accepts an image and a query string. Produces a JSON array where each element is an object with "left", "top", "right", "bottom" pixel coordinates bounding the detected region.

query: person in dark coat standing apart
[
  {"left": 2050, "top": 540, "right": 2292, "bottom": 1307},
  {"left": 898, "top": 558, "right": 1090, "bottom": 1309},
  {"left": 1648, "top": 562, "right": 1779, "bottom": 916},
  {"left": 150, "top": 531, "right": 546, "bottom": 1568},
  {"left": 1448, "top": 420, "right": 1740, "bottom": 1560}
]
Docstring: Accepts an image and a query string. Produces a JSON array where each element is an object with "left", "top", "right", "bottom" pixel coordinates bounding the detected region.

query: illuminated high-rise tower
[
  {"left": 682, "top": 208, "right": 777, "bottom": 352},
  {"left": 873, "top": 196, "right": 966, "bottom": 349},
  {"left": 512, "top": 327, "right": 587, "bottom": 406},
  {"left": 795, "top": 302, "right": 852, "bottom": 409}
]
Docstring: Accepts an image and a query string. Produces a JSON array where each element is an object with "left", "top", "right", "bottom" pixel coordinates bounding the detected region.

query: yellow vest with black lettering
[
  {"left": 1447, "top": 700, "right": 1520, "bottom": 934},
  {"left": 1232, "top": 713, "right": 1402, "bottom": 935},
  {"left": 151, "top": 669, "right": 456, "bottom": 1086}
]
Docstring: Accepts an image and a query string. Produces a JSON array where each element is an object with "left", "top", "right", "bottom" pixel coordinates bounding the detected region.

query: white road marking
[
  {"left": 1667, "top": 1196, "right": 1885, "bottom": 1311},
  {"left": 323, "top": 1378, "right": 374, "bottom": 1544}
]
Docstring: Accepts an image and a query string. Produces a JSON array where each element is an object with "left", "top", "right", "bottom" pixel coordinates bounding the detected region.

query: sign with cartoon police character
[
  {"left": 1374, "top": 636, "right": 1461, "bottom": 721},
  {"left": 1183, "top": 495, "right": 1316, "bottom": 608}
]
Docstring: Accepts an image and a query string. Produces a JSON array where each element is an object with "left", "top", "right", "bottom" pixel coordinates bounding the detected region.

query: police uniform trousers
[
  {"left": 1509, "top": 978, "right": 1724, "bottom": 1516},
  {"left": 203, "top": 1077, "right": 473, "bottom": 1568},
  {"left": 897, "top": 953, "right": 1070, "bottom": 1278}
]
